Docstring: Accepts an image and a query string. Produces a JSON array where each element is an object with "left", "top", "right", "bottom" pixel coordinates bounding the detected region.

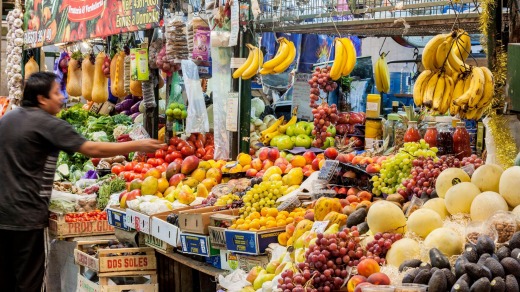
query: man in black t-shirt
[{"left": 0, "top": 72, "right": 165, "bottom": 291}]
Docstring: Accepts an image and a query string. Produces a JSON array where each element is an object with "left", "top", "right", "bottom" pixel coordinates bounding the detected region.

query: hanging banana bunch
[
  {"left": 374, "top": 53, "right": 390, "bottom": 93},
  {"left": 328, "top": 37, "right": 357, "bottom": 81},
  {"left": 232, "top": 44, "right": 264, "bottom": 80},
  {"left": 260, "top": 37, "right": 297, "bottom": 75}
]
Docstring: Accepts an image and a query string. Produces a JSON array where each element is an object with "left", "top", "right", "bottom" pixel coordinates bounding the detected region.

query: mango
[{"left": 141, "top": 176, "right": 158, "bottom": 195}]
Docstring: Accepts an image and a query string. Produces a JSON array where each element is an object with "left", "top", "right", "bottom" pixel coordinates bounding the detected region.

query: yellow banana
[
  {"left": 454, "top": 29, "right": 471, "bottom": 62},
  {"left": 242, "top": 46, "right": 262, "bottom": 80},
  {"left": 263, "top": 38, "right": 289, "bottom": 70},
  {"left": 261, "top": 116, "right": 285, "bottom": 137},
  {"left": 377, "top": 54, "right": 390, "bottom": 93},
  {"left": 423, "top": 72, "right": 440, "bottom": 108},
  {"left": 374, "top": 57, "right": 384, "bottom": 93},
  {"left": 330, "top": 39, "right": 345, "bottom": 81},
  {"left": 339, "top": 38, "right": 357, "bottom": 76},
  {"left": 439, "top": 74, "right": 454, "bottom": 114},
  {"left": 422, "top": 34, "right": 448, "bottom": 70},
  {"left": 465, "top": 107, "right": 480, "bottom": 120},
  {"left": 262, "top": 131, "right": 280, "bottom": 144},
  {"left": 435, "top": 39, "right": 451, "bottom": 69},
  {"left": 452, "top": 75, "right": 466, "bottom": 101},
  {"left": 432, "top": 72, "right": 446, "bottom": 111},
  {"left": 259, "top": 67, "right": 274, "bottom": 75},
  {"left": 273, "top": 40, "right": 296, "bottom": 73},
  {"left": 233, "top": 45, "right": 255, "bottom": 79},
  {"left": 413, "top": 70, "right": 432, "bottom": 107},
  {"left": 278, "top": 115, "right": 297, "bottom": 134},
  {"left": 477, "top": 66, "right": 494, "bottom": 109},
  {"left": 447, "top": 35, "right": 471, "bottom": 74},
  {"left": 467, "top": 67, "right": 485, "bottom": 108},
  {"left": 453, "top": 67, "right": 484, "bottom": 107},
  {"left": 450, "top": 103, "right": 460, "bottom": 116}
]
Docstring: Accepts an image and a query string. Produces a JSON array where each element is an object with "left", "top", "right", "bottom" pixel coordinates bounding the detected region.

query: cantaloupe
[
  {"left": 385, "top": 238, "right": 421, "bottom": 267},
  {"left": 499, "top": 166, "right": 520, "bottom": 207},
  {"left": 445, "top": 182, "right": 481, "bottom": 215},
  {"left": 435, "top": 168, "right": 471, "bottom": 198},
  {"left": 367, "top": 201, "right": 407, "bottom": 234},
  {"left": 471, "top": 164, "right": 503, "bottom": 192},
  {"left": 470, "top": 191, "right": 509, "bottom": 221},
  {"left": 422, "top": 198, "right": 449, "bottom": 219},
  {"left": 424, "top": 227, "right": 464, "bottom": 258},
  {"left": 407, "top": 209, "right": 443, "bottom": 238}
]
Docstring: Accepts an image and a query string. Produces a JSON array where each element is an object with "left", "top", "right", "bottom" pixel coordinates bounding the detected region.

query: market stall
[{"left": 2, "top": 0, "right": 520, "bottom": 290}]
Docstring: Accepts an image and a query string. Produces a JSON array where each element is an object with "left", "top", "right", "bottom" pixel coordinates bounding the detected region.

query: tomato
[
  {"left": 169, "top": 137, "right": 181, "bottom": 146},
  {"left": 133, "top": 164, "right": 144, "bottom": 173},
  {"left": 180, "top": 146, "right": 195, "bottom": 156},
  {"left": 156, "top": 165, "right": 166, "bottom": 173},
  {"left": 155, "top": 150, "right": 165, "bottom": 159},
  {"left": 195, "top": 140, "right": 204, "bottom": 149},
  {"left": 143, "top": 163, "right": 153, "bottom": 169},
  {"left": 124, "top": 172, "right": 133, "bottom": 182},
  {"left": 171, "top": 151, "right": 183, "bottom": 160},
  {"left": 174, "top": 158, "right": 183, "bottom": 165},
  {"left": 155, "top": 158, "right": 165, "bottom": 165},
  {"left": 188, "top": 134, "right": 197, "bottom": 143},
  {"left": 195, "top": 148, "right": 206, "bottom": 158},
  {"left": 187, "top": 141, "right": 196, "bottom": 149},
  {"left": 147, "top": 158, "right": 157, "bottom": 166},
  {"left": 162, "top": 163, "right": 169, "bottom": 168},
  {"left": 111, "top": 165, "right": 124, "bottom": 175},
  {"left": 167, "top": 145, "right": 176, "bottom": 153},
  {"left": 165, "top": 154, "right": 174, "bottom": 163},
  {"left": 124, "top": 163, "right": 134, "bottom": 171}
]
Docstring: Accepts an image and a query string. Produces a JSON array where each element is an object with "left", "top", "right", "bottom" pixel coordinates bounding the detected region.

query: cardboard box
[
  {"left": 143, "top": 234, "right": 174, "bottom": 253},
  {"left": 225, "top": 227, "right": 284, "bottom": 255},
  {"left": 48, "top": 215, "right": 114, "bottom": 238},
  {"left": 77, "top": 272, "right": 158, "bottom": 292},
  {"left": 149, "top": 208, "right": 192, "bottom": 247},
  {"left": 178, "top": 207, "right": 238, "bottom": 235},
  {"left": 210, "top": 213, "right": 239, "bottom": 228},
  {"left": 236, "top": 253, "right": 270, "bottom": 271},
  {"left": 208, "top": 226, "right": 227, "bottom": 250},
  {"left": 106, "top": 206, "right": 132, "bottom": 231},
  {"left": 179, "top": 232, "right": 219, "bottom": 257},
  {"left": 211, "top": 250, "right": 239, "bottom": 271},
  {"left": 125, "top": 209, "right": 152, "bottom": 234}
]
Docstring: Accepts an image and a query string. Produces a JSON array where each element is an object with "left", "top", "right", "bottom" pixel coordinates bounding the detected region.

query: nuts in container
[
  {"left": 485, "top": 211, "right": 517, "bottom": 243},
  {"left": 465, "top": 221, "right": 498, "bottom": 244}
]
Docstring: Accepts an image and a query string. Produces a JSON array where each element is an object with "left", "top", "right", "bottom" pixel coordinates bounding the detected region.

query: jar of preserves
[
  {"left": 424, "top": 122, "right": 438, "bottom": 147},
  {"left": 436, "top": 123, "right": 453, "bottom": 155},
  {"left": 404, "top": 121, "right": 421, "bottom": 143},
  {"left": 453, "top": 122, "right": 472, "bottom": 159}
]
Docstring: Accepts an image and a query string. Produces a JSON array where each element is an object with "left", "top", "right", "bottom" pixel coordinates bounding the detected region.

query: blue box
[
  {"left": 106, "top": 206, "right": 132, "bottom": 231},
  {"left": 224, "top": 227, "right": 285, "bottom": 255},
  {"left": 180, "top": 233, "right": 219, "bottom": 257}
]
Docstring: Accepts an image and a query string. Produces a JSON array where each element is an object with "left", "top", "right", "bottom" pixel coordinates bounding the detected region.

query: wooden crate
[
  {"left": 75, "top": 240, "right": 157, "bottom": 274},
  {"left": 77, "top": 270, "right": 158, "bottom": 292},
  {"left": 49, "top": 217, "right": 114, "bottom": 238}
]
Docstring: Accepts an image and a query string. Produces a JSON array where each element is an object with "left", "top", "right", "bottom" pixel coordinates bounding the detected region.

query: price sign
[
  {"left": 311, "top": 221, "right": 330, "bottom": 234},
  {"left": 318, "top": 160, "right": 340, "bottom": 181}
]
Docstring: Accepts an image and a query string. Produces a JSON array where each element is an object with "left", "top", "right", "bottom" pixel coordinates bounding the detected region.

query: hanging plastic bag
[
  {"left": 181, "top": 60, "right": 209, "bottom": 134},
  {"left": 210, "top": 47, "right": 232, "bottom": 159}
]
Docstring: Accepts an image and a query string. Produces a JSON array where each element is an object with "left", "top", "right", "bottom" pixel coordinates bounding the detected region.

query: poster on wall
[{"left": 23, "top": 0, "right": 161, "bottom": 48}]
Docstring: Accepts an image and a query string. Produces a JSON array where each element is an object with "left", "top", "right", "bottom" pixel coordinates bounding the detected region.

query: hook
[{"left": 378, "top": 37, "right": 388, "bottom": 56}]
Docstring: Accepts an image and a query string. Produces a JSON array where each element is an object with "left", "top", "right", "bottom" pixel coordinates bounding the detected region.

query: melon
[
  {"left": 470, "top": 191, "right": 509, "bottom": 221},
  {"left": 407, "top": 208, "right": 443, "bottom": 238},
  {"left": 424, "top": 227, "right": 464, "bottom": 258},
  {"left": 499, "top": 166, "right": 520, "bottom": 207},
  {"left": 422, "top": 198, "right": 449, "bottom": 219},
  {"left": 471, "top": 164, "right": 503, "bottom": 192},
  {"left": 385, "top": 238, "right": 421, "bottom": 267},
  {"left": 444, "top": 182, "right": 481, "bottom": 215},
  {"left": 435, "top": 168, "right": 471, "bottom": 198},
  {"left": 367, "top": 201, "right": 407, "bottom": 234}
]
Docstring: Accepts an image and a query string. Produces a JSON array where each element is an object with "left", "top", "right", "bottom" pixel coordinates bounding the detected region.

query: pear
[
  {"left": 294, "top": 248, "right": 306, "bottom": 263},
  {"left": 294, "top": 231, "right": 309, "bottom": 249},
  {"left": 274, "top": 262, "right": 288, "bottom": 275},
  {"left": 246, "top": 266, "right": 264, "bottom": 284},
  {"left": 265, "top": 259, "right": 281, "bottom": 274},
  {"left": 323, "top": 223, "right": 340, "bottom": 235},
  {"left": 253, "top": 273, "right": 275, "bottom": 290}
]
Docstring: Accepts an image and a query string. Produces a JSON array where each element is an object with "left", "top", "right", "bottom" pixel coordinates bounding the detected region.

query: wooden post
[{"left": 510, "top": 0, "right": 520, "bottom": 43}]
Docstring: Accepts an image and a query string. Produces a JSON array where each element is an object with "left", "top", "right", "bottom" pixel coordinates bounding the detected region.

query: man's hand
[{"left": 137, "top": 139, "right": 167, "bottom": 153}]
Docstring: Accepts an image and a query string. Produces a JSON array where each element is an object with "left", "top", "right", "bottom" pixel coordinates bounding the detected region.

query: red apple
[
  {"left": 302, "top": 151, "right": 316, "bottom": 164},
  {"left": 366, "top": 163, "right": 381, "bottom": 174},
  {"left": 169, "top": 173, "right": 186, "bottom": 186},
  {"left": 347, "top": 187, "right": 361, "bottom": 196},
  {"left": 91, "top": 158, "right": 101, "bottom": 167},
  {"left": 337, "top": 187, "right": 348, "bottom": 195},
  {"left": 245, "top": 168, "right": 258, "bottom": 177},
  {"left": 267, "top": 148, "right": 280, "bottom": 161},
  {"left": 258, "top": 147, "right": 270, "bottom": 161},
  {"left": 338, "top": 112, "right": 349, "bottom": 124},
  {"left": 324, "top": 147, "right": 339, "bottom": 160},
  {"left": 311, "top": 158, "right": 321, "bottom": 171}
]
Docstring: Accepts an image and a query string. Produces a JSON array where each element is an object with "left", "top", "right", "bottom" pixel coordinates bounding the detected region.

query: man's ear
[{"left": 36, "top": 94, "right": 47, "bottom": 106}]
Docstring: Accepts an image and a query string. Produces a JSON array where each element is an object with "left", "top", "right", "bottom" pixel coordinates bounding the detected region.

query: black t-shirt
[{"left": 0, "top": 107, "right": 87, "bottom": 230}]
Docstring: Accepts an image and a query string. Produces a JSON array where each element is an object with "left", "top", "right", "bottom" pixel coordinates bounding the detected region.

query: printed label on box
[
  {"left": 107, "top": 208, "right": 131, "bottom": 231},
  {"left": 208, "top": 226, "right": 227, "bottom": 249}
]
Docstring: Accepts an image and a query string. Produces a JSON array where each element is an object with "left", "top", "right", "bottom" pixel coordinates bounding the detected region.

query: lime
[{"left": 181, "top": 110, "right": 187, "bottom": 119}]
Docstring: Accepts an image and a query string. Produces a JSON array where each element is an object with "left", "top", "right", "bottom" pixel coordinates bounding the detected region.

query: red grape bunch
[
  {"left": 308, "top": 67, "right": 338, "bottom": 108},
  {"left": 364, "top": 232, "right": 403, "bottom": 264},
  {"left": 311, "top": 103, "right": 339, "bottom": 148}
]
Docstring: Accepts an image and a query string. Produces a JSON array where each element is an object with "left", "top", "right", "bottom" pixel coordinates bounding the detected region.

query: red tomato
[
  {"left": 195, "top": 140, "right": 204, "bottom": 149},
  {"left": 169, "top": 137, "right": 181, "bottom": 146},
  {"left": 111, "top": 165, "right": 124, "bottom": 175},
  {"left": 124, "top": 172, "right": 133, "bottom": 182},
  {"left": 143, "top": 163, "right": 153, "bottom": 169},
  {"left": 155, "top": 158, "right": 165, "bottom": 165},
  {"left": 167, "top": 145, "right": 176, "bottom": 153},
  {"left": 171, "top": 151, "right": 183, "bottom": 160},
  {"left": 202, "top": 154, "right": 213, "bottom": 161},
  {"left": 156, "top": 165, "right": 166, "bottom": 173},
  {"left": 162, "top": 163, "right": 169, "bottom": 169},
  {"left": 124, "top": 163, "right": 134, "bottom": 171},
  {"left": 165, "top": 154, "right": 174, "bottom": 163},
  {"left": 141, "top": 168, "right": 150, "bottom": 174},
  {"left": 187, "top": 141, "right": 196, "bottom": 149},
  {"left": 180, "top": 146, "right": 195, "bottom": 156},
  {"left": 147, "top": 158, "right": 157, "bottom": 166},
  {"left": 155, "top": 150, "right": 165, "bottom": 159},
  {"left": 133, "top": 164, "right": 144, "bottom": 173},
  {"left": 161, "top": 144, "right": 168, "bottom": 151},
  {"left": 195, "top": 148, "right": 206, "bottom": 158}
]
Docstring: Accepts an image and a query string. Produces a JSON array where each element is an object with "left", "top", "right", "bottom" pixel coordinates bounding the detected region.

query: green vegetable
[
  {"left": 112, "top": 114, "right": 133, "bottom": 125},
  {"left": 57, "top": 164, "right": 69, "bottom": 177},
  {"left": 97, "top": 176, "right": 126, "bottom": 210},
  {"left": 49, "top": 199, "right": 76, "bottom": 214}
]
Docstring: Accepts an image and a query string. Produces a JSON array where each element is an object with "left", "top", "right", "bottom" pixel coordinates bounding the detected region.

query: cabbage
[{"left": 251, "top": 97, "right": 265, "bottom": 118}]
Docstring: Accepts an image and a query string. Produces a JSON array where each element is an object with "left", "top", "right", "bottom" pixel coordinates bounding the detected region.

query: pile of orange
[{"left": 230, "top": 207, "right": 306, "bottom": 231}]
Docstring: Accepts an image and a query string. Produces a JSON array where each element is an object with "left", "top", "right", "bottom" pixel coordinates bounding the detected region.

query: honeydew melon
[
  {"left": 444, "top": 182, "right": 481, "bottom": 215},
  {"left": 435, "top": 168, "right": 471, "bottom": 198},
  {"left": 470, "top": 191, "right": 508, "bottom": 221}
]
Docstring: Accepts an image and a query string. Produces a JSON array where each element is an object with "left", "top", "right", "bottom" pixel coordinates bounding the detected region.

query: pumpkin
[
  {"left": 81, "top": 55, "right": 95, "bottom": 101},
  {"left": 91, "top": 52, "right": 109, "bottom": 103},
  {"left": 110, "top": 51, "right": 127, "bottom": 98},
  {"left": 66, "top": 58, "right": 82, "bottom": 96},
  {"left": 24, "top": 56, "right": 39, "bottom": 79}
]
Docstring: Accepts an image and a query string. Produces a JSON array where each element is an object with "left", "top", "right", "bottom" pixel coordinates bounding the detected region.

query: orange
[
  {"left": 236, "top": 218, "right": 245, "bottom": 225},
  {"left": 285, "top": 217, "right": 294, "bottom": 224},
  {"left": 279, "top": 211, "right": 290, "bottom": 217},
  {"left": 291, "top": 155, "right": 307, "bottom": 167},
  {"left": 277, "top": 219, "right": 287, "bottom": 227},
  {"left": 267, "top": 208, "right": 278, "bottom": 217},
  {"left": 260, "top": 207, "right": 269, "bottom": 217},
  {"left": 250, "top": 212, "right": 261, "bottom": 220},
  {"left": 259, "top": 217, "right": 268, "bottom": 226},
  {"left": 266, "top": 220, "right": 277, "bottom": 228}
]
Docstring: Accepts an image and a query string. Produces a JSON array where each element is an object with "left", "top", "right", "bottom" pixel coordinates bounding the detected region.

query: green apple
[
  {"left": 276, "top": 135, "right": 294, "bottom": 150},
  {"left": 290, "top": 136, "right": 296, "bottom": 143},
  {"left": 321, "top": 137, "right": 336, "bottom": 149},
  {"left": 294, "top": 121, "right": 313, "bottom": 136},
  {"left": 295, "top": 134, "right": 312, "bottom": 148},
  {"left": 326, "top": 125, "right": 336, "bottom": 136},
  {"left": 305, "top": 122, "right": 313, "bottom": 135},
  {"left": 286, "top": 125, "right": 296, "bottom": 137},
  {"left": 270, "top": 135, "right": 282, "bottom": 147}
]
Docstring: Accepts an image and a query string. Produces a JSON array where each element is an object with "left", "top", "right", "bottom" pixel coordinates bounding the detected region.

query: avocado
[
  {"left": 490, "top": 277, "right": 506, "bottom": 292},
  {"left": 399, "top": 259, "right": 423, "bottom": 272},
  {"left": 476, "top": 235, "right": 495, "bottom": 256},
  {"left": 452, "top": 277, "right": 471, "bottom": 292},
  {"left": 346, "top": 208, "right": 367, "bottom": 227},
  {"left": 478, "top": 253, "right": 492, "bottom": 266},
  {"left": 470, "top": 277, "right": 491, "bottom": 292},
  {"left": 463, "top": 243, "right": 479, "bottom": 263},
  {"left": 430, "top": 248, "right": 451, "bottom": 269},
  {"left": 443, "top": 268, "right": 456, "bottom": 289},
  {"left": 500, "top": 257, "right": 520, "bottom": 278},
  {"left": 511, "top": 248, "right": 520, "bottom": 260},
  {"left": 428, "top": 269, "right": 448, "bottom": 292},
  {"left": 508, "top": 232, "right": 520, "bottom": 250},
  {"left": 465, "top": 263, "right": 492, "bottom": 281},
  {"left": 413, "top": 269, "right": 432, "bottom": 285},
  {"left": 456, "top": 256, "right": 469, "bottom": 278},
  {"left": 483, "top": 258, "right": 505, "bottom": 278},
  {"left": 402, "top": 268, "right": 420, "bottom": 283},
  {"left": 419, "top": 262, "right": 432, "bottom": 270},
  {"left": 356, "top": 222, "right": 369, "bottom": 235},
  {"left": 459, "top": 274, "right": 473, "bottom": 286},
  {"left": 505, "top": 275, "right": 519, "bottom": 291},
  {"left": 496, "top": 246, "right": 510, "bottom": 261}
]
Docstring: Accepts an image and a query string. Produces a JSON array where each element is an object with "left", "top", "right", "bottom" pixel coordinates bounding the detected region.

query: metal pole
[{"left": 238, "top": 1, "right": 253, "bottom": 155}]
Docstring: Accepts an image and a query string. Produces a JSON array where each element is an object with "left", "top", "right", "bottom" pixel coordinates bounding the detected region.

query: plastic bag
[
  {"left": 49, "top": 190, "right": 97, "bottom": 214},
  {"left": 217, "top": 269, "right": 251, "bottom": 292},
  {"left": 181, "top": 60, "right": 209, "bottom": 134}
]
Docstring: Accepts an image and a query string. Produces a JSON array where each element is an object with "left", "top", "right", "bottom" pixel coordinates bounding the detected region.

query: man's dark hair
[{"left": 22, "top": 72, "right": 59, "bottom": 107}]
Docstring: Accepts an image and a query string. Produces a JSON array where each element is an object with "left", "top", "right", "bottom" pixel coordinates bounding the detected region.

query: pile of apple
[
  {"left": 335, "top": 112, "right": 366, "bottom": 137},
  {"left": 336, "top": 153, "right": 390, "bottom": 174},
  {"left": 271, "top": 121, "right": 315, "bottom": 150},
  {"left": 245, "top": 147, "right": 326, "bottom": 178}
]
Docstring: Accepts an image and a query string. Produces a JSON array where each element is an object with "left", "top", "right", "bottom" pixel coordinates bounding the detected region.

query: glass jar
[
  {"left": 436, "top": 123, "right": 453, "bottom": 155},
  {"left": 424, "top": 122, "right": 438, "bottom": 147},
  {"left": 366, "top": 94, "right": 381, "bottom": 118},
  {"left": 384, "top": 114, "right": 406, "bottom": 148},
  {"left": 404, "top": 121, "right": 421, "bottom": 143},
  {"left": 453, "top": 122, "right": 472, "bottom": 159},
  {"left": 365, "top": 117, "right": 383, "bottom": 150}
]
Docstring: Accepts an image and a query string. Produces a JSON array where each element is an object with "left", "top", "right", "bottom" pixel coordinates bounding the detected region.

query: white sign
[
  {"left": 292, "top": 73, "right": 314, "bottom": 121},
  {"left": 226, "top": 93, "right": 239, "bottom": 132},
  {"left": 229, "top": 0, "right": 239, "bottom": 47},
  {"left": 311, "top": 221, "right": 330, "bottom": 234}
]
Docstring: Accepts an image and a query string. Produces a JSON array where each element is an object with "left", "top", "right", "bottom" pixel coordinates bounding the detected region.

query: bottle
[
  {"left": 424, "top": 122, "right": 438, "bottom": 147},
  {"left": 404, "top": 121, "right": 421, "bottom": 142},
  {"left": 436, "top": 123, "right": 453, "bottom": 155},
  {"left": 453, "top": 122, "right": 472, "bottom": 159},
  {"left": 366, "top": 94, "right": 381, "bottom": 118}
]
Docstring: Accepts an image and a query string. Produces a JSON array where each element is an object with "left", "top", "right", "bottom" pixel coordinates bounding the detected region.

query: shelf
[{"left": 156, "top": 250, "right": 224, "bottom": 277}]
